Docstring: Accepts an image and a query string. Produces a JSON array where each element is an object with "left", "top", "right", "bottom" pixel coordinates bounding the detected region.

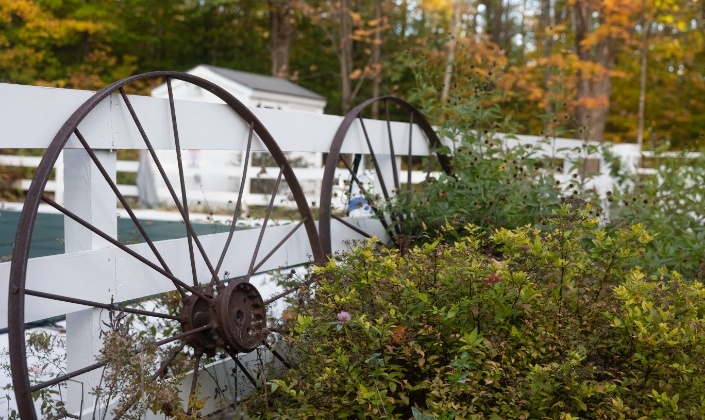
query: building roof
[{"left": 202, "top": 65, "right": 325, "bottom": 101}]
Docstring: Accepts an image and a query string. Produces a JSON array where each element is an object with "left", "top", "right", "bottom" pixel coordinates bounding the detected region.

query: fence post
[
  {"left": 54, "top": 151, "right": 64, "bottom": 205},
  {"left": 63, "top": 149, "right": 117, "bottom": 417}
]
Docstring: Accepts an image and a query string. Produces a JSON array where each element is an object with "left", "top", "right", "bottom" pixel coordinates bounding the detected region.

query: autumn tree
[
  {"left": 0, "top": 0, "right": 133, "bottom": 89},
  {"left": 299, "top": 0, "right": 391, "bottom": 113},
  {"left": 572, "top": 0, "right": 640, "bottom": 141}
]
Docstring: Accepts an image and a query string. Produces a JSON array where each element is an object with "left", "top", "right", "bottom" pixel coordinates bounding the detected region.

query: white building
[{"left": 151, "top": 64, "right": 326, "bottom": 113}]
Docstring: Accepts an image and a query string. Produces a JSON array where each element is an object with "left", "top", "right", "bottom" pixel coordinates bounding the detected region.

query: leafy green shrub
[
  {"left": 406, "top": 57, "right": 705, "bottom": 280},
  {"left": 396, "top": 56, "right": 605, "bottom": 251},
  {"left": 243, "top": 209, "right": 705, "bottom": 418},
  {"left": 398, "top": 134, "right": 576, "bottom": 241},
  {"left": 605, "top": 148, "right": 705, "bottom": 280}
]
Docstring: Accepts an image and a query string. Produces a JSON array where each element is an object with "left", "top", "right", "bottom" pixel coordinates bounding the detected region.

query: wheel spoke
[
  {"left": 70, "top": 322, "right": 209, "bottom": 394},
  {"left": 424, "top": 146, "right": 435, "bottom": 190},
  {"left": 266, "top": 344, "right": 292, "bottom": 369},
  {"left": 151, "top": 341, "right": 187, "bottom": 380},
  {"left": 245, "top": 167, "right": 283, "bottom": 282},
  {"left": 118, "top": 88, "right": 218, "bottom": 284},
  {"left": 227, "top": 349, "right": 258, "bottom": 388},
  {"left": 24, "top": 289, "right": 180, "bottom": 321},
  {"left": 73, "top": 129, "right": 181, "bottom": 295},
  {"left": 251, "top": 218, "right": 307, "bottom": 274},
  {"left": 29, "top": 362, "right": 105, "bottom": 393},
  {"left": 337, "top": 155, "right": 391, "bottom": 234},
  {"left": 339, "top": 154, "right": 373, "bottom": 205},
  {"left": 346, "top": 153, "right": 363, "bottom": 211},
  {"left": 167, "top": 78, "right": 199, "bottom": 288},
  {"left": 331, "top": 214, "right": 384, "bottom": 247},
  {"left": 357, "top": 117, "right": 392, "bottom": 204},
  {"left": 407, "top": 113, "right": 414, "bottom": 203},
  {"left": 148, "top": 324, "right": 212, "bottom": 349},
  {"left": 214, "top": 122, "right": 255, "bottom": 285},
  {"left": 263, "top": 274, "right": 317, "bottom": 306},
  {"left": 357, "top": 117, "right": 402, "bottom": 235},
  {"left": 384, "top": 99, "right": 400, "bottom": 194},
  {"left": 41, "top": 195, "right": 210, "bottom": 301}
]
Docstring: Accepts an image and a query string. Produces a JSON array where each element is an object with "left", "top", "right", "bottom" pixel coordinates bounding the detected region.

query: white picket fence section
[
  {"left": 0, "top": 84, "right": 653, "bottom": 212},
  {"left": 0, "top": 81, "right": 660, "bottom": 418}
]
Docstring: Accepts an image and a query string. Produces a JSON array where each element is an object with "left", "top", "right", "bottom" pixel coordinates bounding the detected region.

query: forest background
[{"left": 1, "top": 0, "right": 704, "bottom": 148}]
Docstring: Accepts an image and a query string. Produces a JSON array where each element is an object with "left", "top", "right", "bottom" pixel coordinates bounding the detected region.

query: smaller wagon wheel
[
  {"left": 8, "top": 71, "right": 324, "bottom": 419},
  {"left": 318, "top": 96, "right": 453, "bottom": 256}
]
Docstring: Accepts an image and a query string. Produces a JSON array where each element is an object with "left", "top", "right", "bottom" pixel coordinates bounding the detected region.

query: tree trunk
[
  {"left": 518, "top": 0, "right": 528, "bottom": 61},
  {"left": 400, "top": 0, "right": 408, "bottom": 40},
  {"left": 270, "top": 0, "right": 296, "bottom": 78},
  {"left": 574, "top": 0, "right": 591, "bottom": 129},
  {"left": 371, "top": 0, "right": 383, "bottom": 118},
  {"left": 637, "top": 0, "right": 653, "bottom": 151},
  {"left": 573, "top": 0, "right": 616, "bottom": 141},
  {"left": 540, "top": 0, "right": 554, "bottom": 132},
  {"left": 441, "top": 0, "right": 462, "bottom": 102},
  {"left": 486, "top": 0, "right": 504, "bottom": 45},
  {"left": 340, "top": 0, "right": 353, "bottom": 113}
]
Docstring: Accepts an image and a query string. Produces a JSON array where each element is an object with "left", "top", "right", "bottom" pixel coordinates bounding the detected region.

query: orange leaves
[
  {"left": 575, "top": 95, "right": 610, "bottom": 110},
  {"left": 349, "top": 10, "right": 363, "bottom": 25},
  {"left": 576, "top": 60, "right": 611, "bottom": 80},
  {"left": 390, "top": 325, "right": 407, "bottom": 344},
  {"left": 577, "top": 0, "right": 641, "bottom": 51},
  {"left": 350, "top": 14, "right": 388, "bottom": 43},
  {"left": 545, "top": 24, "right": 570, "bottom": 37},
  {"left": 349, "top": 63, "right": 383, "bottom": 81}
]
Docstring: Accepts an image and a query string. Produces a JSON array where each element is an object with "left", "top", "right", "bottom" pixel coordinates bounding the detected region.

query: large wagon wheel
[
  {"left": 318, "top": 96, "right": 453, "bottom": 256},
  {"left": 8, "top": 71, "right": 324, "bottom": 419}
]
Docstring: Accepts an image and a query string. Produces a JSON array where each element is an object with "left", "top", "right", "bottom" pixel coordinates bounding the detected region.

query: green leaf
[
  {"left": 411, "top": 406, "right": 436, "bottom": 419},
  {"left": 460, "top": 328, "right": 482, "bottom": 348}
]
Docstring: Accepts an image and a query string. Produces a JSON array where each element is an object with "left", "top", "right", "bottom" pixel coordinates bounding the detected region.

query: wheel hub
[
  {"left": 180, "top": 280, "right": 267, "bottom": 357},
  {"left": 216, "top": 280, "right": 267, "bottom": 353}
]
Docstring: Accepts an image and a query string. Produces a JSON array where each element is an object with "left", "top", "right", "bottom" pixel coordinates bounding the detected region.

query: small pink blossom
[{"left": 337, "top": 311, "right": 351, "bottom": 324}]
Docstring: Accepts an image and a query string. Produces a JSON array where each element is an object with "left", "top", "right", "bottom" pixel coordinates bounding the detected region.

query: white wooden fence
[
  {"left": 1, "top": 83, "right": 652, "bottom": 213},
  {"left": 0, "top": 81, "right": 654, "bottom": 418}
]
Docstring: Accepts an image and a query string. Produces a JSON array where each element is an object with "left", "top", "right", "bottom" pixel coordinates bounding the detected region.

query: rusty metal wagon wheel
[
  {"left": 8, "top": 71, "right": 324, "bottom": 419},
  {"left": 318, "top": 96, "right": 453, "bottom": 255}
]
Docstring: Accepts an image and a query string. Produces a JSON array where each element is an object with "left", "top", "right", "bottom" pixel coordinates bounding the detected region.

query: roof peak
[{"left": 197, "top": 65, "right": 325, "bottom": 101}]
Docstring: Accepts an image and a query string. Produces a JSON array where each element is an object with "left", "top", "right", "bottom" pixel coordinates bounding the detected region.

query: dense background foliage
[{"left": 0, "top": 0, "right": 703, "bottom": 146}]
